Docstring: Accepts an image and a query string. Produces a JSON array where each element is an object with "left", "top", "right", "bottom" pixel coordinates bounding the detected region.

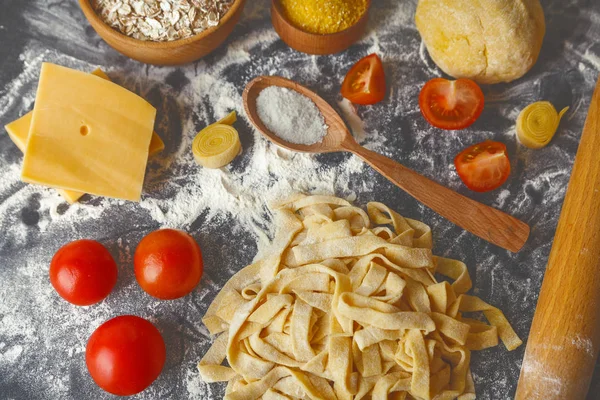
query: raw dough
[{"left": 415, "top": 0, "right": 545, "bottom": 84}]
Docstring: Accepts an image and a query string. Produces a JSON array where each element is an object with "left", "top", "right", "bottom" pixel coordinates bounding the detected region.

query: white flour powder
[
  {"left": 0, "top": 1, "right": 391, "bottom": 398},
  {"left": 0, "top": 40, "right": 379, "bottom": 256},
  {"left": 256, "top": 86, "right": 328, "bottom": 145},
  {"left": 2, "top": 0, "right": 599, "bottom": 399}
]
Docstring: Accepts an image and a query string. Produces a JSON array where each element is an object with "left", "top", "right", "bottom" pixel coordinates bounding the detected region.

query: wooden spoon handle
[
  {"left": 515, "top": 76, "right": 600, "bottom": 400},
  {"left": 344, "top": 143, "right": 529, "bottom": 252}
]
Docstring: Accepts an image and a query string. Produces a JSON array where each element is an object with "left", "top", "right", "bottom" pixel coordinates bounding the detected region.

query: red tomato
[
  {"left": 419, "top": 78, "right": 484, "bottom": 130},
  {"left": 454, "top": 140, "right": 511, "bottom": 192},
  {"left": 49, "top": 239, "right": 117, "bottom": 306},
  {"left": 341, "top": 54, "right": 386, "bottom": 105},
  {"left": 134, "top": 229, "right": 203, "bottom": 300},
  {"left": 86, "top": 315, "right": 166, "bottom": 396}
]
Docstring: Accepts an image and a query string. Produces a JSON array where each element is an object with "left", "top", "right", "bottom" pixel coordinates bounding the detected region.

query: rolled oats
[{"left": 92, "top": 0, "right": 235, "bottom": 42}]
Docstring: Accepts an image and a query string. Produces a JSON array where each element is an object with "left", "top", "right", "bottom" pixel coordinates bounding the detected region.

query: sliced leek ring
[
  {"left": 516, "top": 101, "right": 569, "bottom": 149},
  {"left": 192, "top": 122, "right": 241, "bottom": 169},
  {"left": 216, "top": 110, "right": 237, "bottom": 126}
]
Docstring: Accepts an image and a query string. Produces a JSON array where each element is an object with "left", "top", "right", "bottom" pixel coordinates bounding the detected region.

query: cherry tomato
[
  {"left": 86, "top": 315, "right": 166, "bottom": 396},
  {"left": 134, "top": 229, "right": 203, "bottom": 300},
  {"left": 49, "top": 239, "right": 117, "bottom": 306},
  {"left": 454, "top": 140, "right": 511, "bottom": 192},
  {"left": 341, "top": 53, "right": 386, "bottom": 105},
  {"left": 419, "top": 78, "right": 484, "bottom": 130}
]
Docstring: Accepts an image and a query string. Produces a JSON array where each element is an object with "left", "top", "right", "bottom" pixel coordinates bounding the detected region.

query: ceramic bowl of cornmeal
[{"left": 271, "top": 0, "right": 371, "bottom": 55}]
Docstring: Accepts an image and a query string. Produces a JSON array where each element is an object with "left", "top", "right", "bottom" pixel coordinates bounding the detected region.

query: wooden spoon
[{"left": 243, "top": 76, "right": 530, "bottom": 252}]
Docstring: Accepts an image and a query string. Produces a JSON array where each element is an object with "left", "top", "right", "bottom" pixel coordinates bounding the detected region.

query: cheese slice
[
  {"left": 4, "top": 112, "right": 32, "bottom": 153},
  {"left": 6, "top": 109, "right": 164, "bottom": 156},
  {"left": 4, "top": 68, "right": 164, "bottom": 204},
  {"left": 21, "top": 63, "right": 156, "bottom": 201},
  {"left": 88, "top": 69, "right": 165, "bottom": 156}
]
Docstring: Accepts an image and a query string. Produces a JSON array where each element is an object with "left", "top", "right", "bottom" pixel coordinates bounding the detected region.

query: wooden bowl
[
  {"left": 78, "top": 0, "right": 247, "bottom": 65},
  {"left": 271, "top": 0, "right": 371, "bottom": 55}
]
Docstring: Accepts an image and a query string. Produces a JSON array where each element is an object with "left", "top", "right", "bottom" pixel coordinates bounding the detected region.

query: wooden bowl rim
[
  {"left": 271, "top": 0, "right": 372, "bottom": 38},
  {"left": 79, "top": 0, "right": 246, "bottom": 49}
]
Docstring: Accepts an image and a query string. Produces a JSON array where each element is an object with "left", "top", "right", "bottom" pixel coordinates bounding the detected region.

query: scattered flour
[
  {"left": 1, "top": 0, "right": 599, "bottom": 399},
  {"left": 0, "top": 38, "right": 380, "bottom": 257},
  {"left": 0, "top": 345, "right": 24, "bottom": 364},
  {"left": 186, "top": 368, "right": 221, "bottom": 399},
  {"left": 0, "top": 1, "right": 390, "bottom": 398},
  {"left": 494, "top": 189, "right": 511, "bottom": 208},
  {"left": 572, "top": 334, "right": 595, "bottom": 358},
  {"left": 419, "top": 40, "right": 441, "bottom": 77},
  {"left": 520, "top": 359, "right": 565, "bottom": 397}
]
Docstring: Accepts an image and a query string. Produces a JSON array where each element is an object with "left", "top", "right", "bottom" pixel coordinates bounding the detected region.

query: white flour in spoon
[{"left": 256, "top": 86, "right": 328, "bottom": 145}]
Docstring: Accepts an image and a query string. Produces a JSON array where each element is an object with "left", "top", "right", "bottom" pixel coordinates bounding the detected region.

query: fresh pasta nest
[{"left": 199, "top": 195, "right": 522, "bottom": 400}]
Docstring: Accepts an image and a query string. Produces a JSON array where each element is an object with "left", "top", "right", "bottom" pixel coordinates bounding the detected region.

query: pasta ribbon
[
  {"left": 193, "top": 111, "right": 241, "bottom": 168},
  {"left": 198, "top": 195, "right": 520, "bottom": 399},
  {"left": 516, "top": 101, "right": 569, "bottom": 149}
]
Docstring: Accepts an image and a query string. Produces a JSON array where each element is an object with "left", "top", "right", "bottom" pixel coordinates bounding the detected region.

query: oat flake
[{"left": 92, "top": 0, "right": 235, "bottom": 42}]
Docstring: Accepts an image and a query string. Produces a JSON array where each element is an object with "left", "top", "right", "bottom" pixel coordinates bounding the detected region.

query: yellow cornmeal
[{"left": 280, "top": 0, "right": 368, "bottom": 34}]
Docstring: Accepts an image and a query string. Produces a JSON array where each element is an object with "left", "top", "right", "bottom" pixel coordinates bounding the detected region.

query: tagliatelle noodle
[{"left": 198, "top": 195, "right": 522, "bottom": 399}]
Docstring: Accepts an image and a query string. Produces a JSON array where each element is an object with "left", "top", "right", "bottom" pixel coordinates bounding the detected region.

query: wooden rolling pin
[{"left": 516, "top": 76, "right": 600, "bottom": 399}]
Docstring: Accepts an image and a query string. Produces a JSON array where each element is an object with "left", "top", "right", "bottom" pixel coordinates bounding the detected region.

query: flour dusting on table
[{"left": 1, "top": 0, "right": 600, "bottom": 399}]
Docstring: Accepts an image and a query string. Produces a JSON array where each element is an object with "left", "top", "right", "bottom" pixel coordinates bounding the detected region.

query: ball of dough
[{"left": 415, "top": 0, "right": 545, "bottom": 84}]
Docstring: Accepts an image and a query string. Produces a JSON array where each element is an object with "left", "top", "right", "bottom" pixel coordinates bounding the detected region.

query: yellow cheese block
[
  {"left": 4, "top": 68, "right": 165, "bottom": 204},
  {"left": 21, "top": 63, "right": 156, "bottom": 202},
  {"left": 6, "top": 109, "right": 164, "bottom": 155},
  {"left": 89, "top": 69, "right": 165, "bottom": 155},
  {"left": 4, "top": 113, "right": 31, "bottom": 153}
]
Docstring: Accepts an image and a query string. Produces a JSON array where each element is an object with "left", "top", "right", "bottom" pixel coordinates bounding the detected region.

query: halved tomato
[
  {"left": 454, "top": 141, "right": 511, "bottom": 192},
  {"left": 341, "top": 54, "right": 386, "bottom": 105},
  {"left": 419, "top": 78, "right": 484, "bottom": 130}
]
